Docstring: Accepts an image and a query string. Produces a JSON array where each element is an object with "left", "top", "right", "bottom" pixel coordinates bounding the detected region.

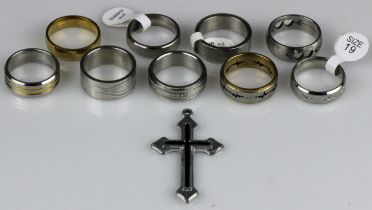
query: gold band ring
[
  {"left": 46, "top": 15, "right": 101, "bottom": 61},
  {"left": 5, "top": 48, "right": 60, "bottom": 97},
  {"left": 220, "top": 52, "right": 278, "bottom": 103}
]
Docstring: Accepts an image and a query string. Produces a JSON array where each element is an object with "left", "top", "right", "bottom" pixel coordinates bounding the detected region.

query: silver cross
[{"left": 152, "top": 109, "right": 224, "bottom": 203}]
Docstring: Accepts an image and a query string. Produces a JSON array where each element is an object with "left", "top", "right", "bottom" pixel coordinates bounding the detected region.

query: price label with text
[
  {"left": 326, "top": 32, "right": 369, "bottom": 74},
  {"left": 334, "top": 32, "right": 369, "bottom": 62}
]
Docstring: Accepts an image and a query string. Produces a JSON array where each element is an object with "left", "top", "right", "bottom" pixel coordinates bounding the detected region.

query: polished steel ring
[
  {"left": 267, "top": 14, "right": 322, "bottom": 61},
  {"left": 220, "top": 52, "right": 278, "bottom": 103},
  {"left": 193, "top": 13, "right": 252, "bottom": 63},
  {"left": 148, "top": 51, "right": 207, "bottom": 101},
  {"left": 127, "top": 14, "right": 181, "bottom": 58},
  {"left": 80, "top": 46, "right": 136, "bottom": 100},
  {"left": 5, "top": 48, "right": 60, "bottom": 97},
  {"left": 291, "top": 57, "right": 346, "bottom": 104}
]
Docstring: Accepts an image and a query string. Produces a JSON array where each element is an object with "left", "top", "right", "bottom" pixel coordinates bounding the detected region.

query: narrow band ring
[
  {"left": 46, "top": 15, "right": 101, "bottom": 61},
  {"left": 5, "top": 48, "right": 60, "bottom": 97},
  {"left": 267, "top": 14, "right": 322, "bottom": 61},
  {"left": 220, "top": 52, "right": 278, "bottom": 103},
  {"left": 148, "top": 51, "right": 207, "bottom": 101},
  {"left": 127, "top": 14, "right": 181, "bottom": 58},
  {"left": 193, "top": 13, "right": 252, "bottom": 63},
  {"left": 80, "top": 46, "right": 136, "bottom": 100},
  {"left": 291, "top": 57, "right": 346, "bottom": 104}
]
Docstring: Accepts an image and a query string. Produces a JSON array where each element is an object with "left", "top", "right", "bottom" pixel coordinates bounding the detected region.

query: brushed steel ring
[
  {"left": 267, "top": 14, "right": 322, "bottom": 62},
  {"left": 148, "top": 51, "right": 207, "bottom": 101},
  {"left": 80, "top": 46, "right": 136, "bottom": 100}
]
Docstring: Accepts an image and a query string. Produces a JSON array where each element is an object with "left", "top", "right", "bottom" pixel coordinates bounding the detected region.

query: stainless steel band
[
  {"left": 220, "top": 52, "right": 278, "bottom": 103},
  {"left": 127, "top": 14, "right": 181, "bottom": 58},
  {"left": 80, "top": 46, "right": 136, "bottom": 100},
  {"left": 5, "top": 48, "right": 60, "bottom": 96},
  {"left": 291, "top": 57, "right": 346, "bottom": 104},
  {"left": 148, "top": 51, "right": 207, "bottom": 101},
  {"left": 267, "top": 14, "right": 322, "bottom": 61},
  {"left": 193, "top": 13, "right": 252, "bottom": 63}
]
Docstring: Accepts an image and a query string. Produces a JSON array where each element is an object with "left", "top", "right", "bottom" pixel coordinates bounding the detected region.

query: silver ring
[
  {"left": 267, "top": 14, "right": 322, "bottom": 61},
  {"left": 193, "top": 13, "right": 252, "bottom": 63},
  {"left": 291, "top": 57, "right": 346, "bottom": 104},
  {"left": 194, "top": 13, "right": 252, "bottom": 63},
  {"left": 80, "top": 46, "right": 136, "bottom": 100},
  {"left": 148, "top": 51, "right": 207, "bottom": 101},
  {"left": 4, "top": 48, "right": 60, "bottom": 96},
  {"left": 127, "top": 14, "right": 181, "bottom": 58}
]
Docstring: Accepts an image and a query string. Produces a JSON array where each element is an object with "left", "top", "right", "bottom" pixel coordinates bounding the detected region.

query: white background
[{"left": 0, "top": 0, "right": 371, "bottom": 209}]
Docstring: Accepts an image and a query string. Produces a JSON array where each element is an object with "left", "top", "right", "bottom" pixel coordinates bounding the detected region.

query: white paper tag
[
  {"left": 190, "top": 32, "right": 204, "bottom": 49},
  {"left": 190, "top": 32, "right": 236, "bottom": 49},
  {"left": 102, "top": 7, "right": 135, "bottom": 27},
  {"left": 205, "top": 37, "right": 235, "bottom": 47},
  {"left": 326, "top": 32, "right": 369, "bottom": 75},
  {"left": 133, "top": 14, "right": 152, "bottom": 31}
]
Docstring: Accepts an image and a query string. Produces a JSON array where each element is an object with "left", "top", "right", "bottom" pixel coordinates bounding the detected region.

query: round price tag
[
  {"left": 326, "top": 32, "right": 369, "bottom": 75},
  {"left": 102, "top": 7, "right": 135, "bottom": 27},
  {"left": 334, "top": 32, "right": 369, "bottom": 62}
]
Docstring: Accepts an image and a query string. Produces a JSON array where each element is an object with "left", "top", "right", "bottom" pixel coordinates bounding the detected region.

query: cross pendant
[{"left": 152, "top": 109, "right": 224, "bottom": 203}]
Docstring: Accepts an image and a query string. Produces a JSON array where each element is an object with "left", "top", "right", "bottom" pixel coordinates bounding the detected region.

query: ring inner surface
[
  {"left": 270, "top": 16, "right": 320, "bottom": 47},
  {"left": 83, "top": 48, "right": 134, "bottom": 82},
  {"left": 131, "top": 15, "right": 177, "bottom": 46},
  {"left": 7, "top": 50, "right": 57, "bottom": 82},
  {"left": 152, "top": 53, "right": 203, "bottom": 87},
  {"left": 294, "top": 58, "right": 343, "bottom": 90},
  {"left": 47, "top": 17, "right": 99, "bottom": 49},
  {"left": 224, "top": 54, "right": 276, "bottom": 90},
  {"left": 198, "top": 15, "right": 248, "bottom": 47}
]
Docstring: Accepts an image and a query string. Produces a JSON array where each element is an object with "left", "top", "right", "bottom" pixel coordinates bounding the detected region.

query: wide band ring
[
  {"left": 193, "top": 13, "right": 252, "bottom": 63},
  {"left": 220, "top": 52, "right": 278, "bottom": 103},
  {"left": 267, "top": 14, "right": 322, "bottom": 61},
  {"left": 46, "top": 15, "right": 101, "bottom": 61},
  {"left": 291, "top": 57, "right": 346, "bottom": 104},
  {"left": 80, "top": 46, "right": 136, "bottom": 100},
  {"left": 5, "top": 48, "right": 60, "bottom": 97},
  {"left": 148, "top": 51, "right": 207, "bottom": 101},
  {"left": 127, "top": 14, "right": 181, "bottom": 58}
]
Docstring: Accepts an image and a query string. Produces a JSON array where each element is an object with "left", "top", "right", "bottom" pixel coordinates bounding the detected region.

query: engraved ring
[
  {"left": 220, "top": 52, "right": 278, "bottom": 103},
  {"left": 266, "top": 14, "right": 322, "bottom": 61},
  {"left": 127, "top": 14, "right": 181, "bottom": 58},
  {"left": 46, "top": 15, "right": 101, "bottom": 61},
  {"left": 80, "top": 46, "right": 136, "bottom": 100},
  {"left": 148, "top": 51, "right": 207, "bottom": 101},
  {"left": 192, "top": 13, "right": 252, "bottom": 63},
  {"left": 5, "top": 48, "right": 60, "bottom": 97},
  {"left": 290, "top": 57, "right": 346, "bottom": 104}
]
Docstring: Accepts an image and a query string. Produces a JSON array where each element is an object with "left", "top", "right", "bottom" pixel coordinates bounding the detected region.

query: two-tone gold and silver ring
[
  {"left": 46, "top": 15, "right": 101, "bottom": 61},
  {"left": 5, "top": 48, "right": 60, "bottom": 97},
  {"left": 220, "top": 52, "right": 278, "bottom": 103}
]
